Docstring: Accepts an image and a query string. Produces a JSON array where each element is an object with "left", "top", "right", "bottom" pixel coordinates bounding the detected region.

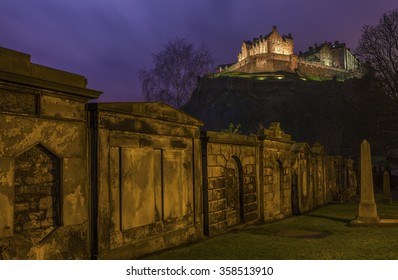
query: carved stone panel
[
  {"left": 14, "top": 145, "right": 60, "bottom": 243},
  {"left": 0, "top": 90, "right": 37, "bottom": 115}
]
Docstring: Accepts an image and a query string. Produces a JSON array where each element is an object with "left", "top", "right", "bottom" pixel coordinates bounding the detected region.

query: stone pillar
[
  {"left": 352, "top": 140, "right": 379, "bottom": 224},
  {"left": 382, "top": 170, "right": 392, "bottom": 205}
]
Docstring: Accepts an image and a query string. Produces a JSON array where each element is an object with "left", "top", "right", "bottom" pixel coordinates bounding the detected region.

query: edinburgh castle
[{"left": 217, "top": 26, "right": 359, "bottom": 80}]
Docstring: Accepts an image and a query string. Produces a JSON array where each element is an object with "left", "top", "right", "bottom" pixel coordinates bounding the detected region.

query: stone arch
[
  {"left": 13, "top": 144, "right": 61, "bottom": 243},
  {"left": 225, "top": 156, "right": 244, "bottom": 227}
]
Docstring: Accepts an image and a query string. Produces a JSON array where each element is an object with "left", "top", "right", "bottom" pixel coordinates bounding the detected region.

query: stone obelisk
[
  {"left": 382, "top": 170, "right": 392, "bottom": 204},
  {"left": 352, "top": 140, "right": 379, "bottom": 224}
]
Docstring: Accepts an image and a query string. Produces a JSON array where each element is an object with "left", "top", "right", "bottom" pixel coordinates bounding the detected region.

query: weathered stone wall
[
  {"left": 291, "top": 143, "right": 358, "bottom": 214},
  {"left": 88, "top": 102, "right": 203, "bottom": 259},
  {"left": 0, "top": 46, "right": 358, "bottom": 259},
  {"left": 237, "top": 54, "right": 298, "bottom": 74},
  {"left": 297, "top": 60, "right": 348, "bottom": 79},
  {"left": 0, "top": 47, "right": 101, "bottom": 259},
  {"left": 259, "top": 123, "right": 294, "bottom": 221},
  {"left": 201, "top": 132, "right": 258, "bottom": 236},
  {"left": 202, "top": 123, "right": 358, "bottom": 230}
]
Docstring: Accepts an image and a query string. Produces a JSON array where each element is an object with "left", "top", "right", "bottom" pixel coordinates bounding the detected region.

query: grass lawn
[{"left": 144, "top": 196, "right": 398, "bottom": 260}]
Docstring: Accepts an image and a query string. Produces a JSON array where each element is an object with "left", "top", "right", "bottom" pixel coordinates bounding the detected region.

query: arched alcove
[
  {"left": 225, "top": 156, "right": 244, "bottom": 227},
  {"left": 14, "top": 144, "right": 61, "bottom": 243}
]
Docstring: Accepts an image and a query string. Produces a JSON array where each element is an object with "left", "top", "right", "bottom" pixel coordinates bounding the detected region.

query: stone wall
[
  {"left": 0, "top": 47, "right": 102, "bottom": 259},
  {"left": 201, "top": 123, "right": 358, "bottom": 236},
  {"left": 87, "top": 102, "right": 203, "bottom": 259},
  {"left": 259, "top": 123, "right": 294, "bottom": 221},
  {"left": 297, "top": 60, "right": 348, "bottom": 79},
  {"left": 201, "top": 131, "right": 259, "bottom": 236},
  {"left": 236, "top": 54, "right": 298, "bottom": 74},
  {"left": 0, "top": 46, "right": 358, "bottom": 259},
  {"left": 291, "top": 143, "right": 357, "bottom": 214}
]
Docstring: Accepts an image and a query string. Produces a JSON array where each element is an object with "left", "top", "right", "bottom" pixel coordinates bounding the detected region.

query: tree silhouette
[
  {"left": 139, "top": 37, "right": 214, "bottom": 108},
  {"left": 356, "top": 9, "right": 398, "bottom": 112}
]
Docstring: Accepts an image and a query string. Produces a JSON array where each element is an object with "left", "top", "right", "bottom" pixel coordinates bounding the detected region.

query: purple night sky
[{"left": 1, "top": 0, "right": 397, "bottom": 102}]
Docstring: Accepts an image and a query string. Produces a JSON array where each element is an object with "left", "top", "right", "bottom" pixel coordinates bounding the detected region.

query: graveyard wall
[
  {"left": 201, "top": 131, "right": 259, "bottom": 236},
  {"left": 87, "top": 102, "right": 204, "bottom": 259},
  {"left": 259, "top": 123, "right": 294, "bottom": 221},
  {"left": 0, "top": 46, "right": 358, "bottom": 259},
  {"left": 0, "top": 47, "right": 101, "bottom": 259}
]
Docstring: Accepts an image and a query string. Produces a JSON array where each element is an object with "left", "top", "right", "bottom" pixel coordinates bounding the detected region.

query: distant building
[
  {"left": 218, "top": 26, "right": 359, "bottom": 80},
  {"left": 299, "top": 41, "right": 358, "bottom": 71}
]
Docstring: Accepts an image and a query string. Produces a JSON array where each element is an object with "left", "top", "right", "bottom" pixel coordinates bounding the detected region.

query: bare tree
[
  {"left": 356, "top": 9, "right": 398, "bottom": 110},
  {"left": 139, "top": 37, "right": 214, "bottom": 108}
]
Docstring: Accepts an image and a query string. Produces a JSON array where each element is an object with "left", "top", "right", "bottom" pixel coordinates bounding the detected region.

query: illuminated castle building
[{"left": 218, "top": 26, "right": 359, "bottom": 79}]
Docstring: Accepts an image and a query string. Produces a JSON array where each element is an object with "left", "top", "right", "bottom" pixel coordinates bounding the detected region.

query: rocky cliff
[{"left": 183, "top": 72, "right": 394, "bottom": 158}]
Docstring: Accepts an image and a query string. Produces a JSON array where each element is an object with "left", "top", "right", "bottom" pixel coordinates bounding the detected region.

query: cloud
[{"left": 1, "top": 0, "right": 398, "bottom": 101}]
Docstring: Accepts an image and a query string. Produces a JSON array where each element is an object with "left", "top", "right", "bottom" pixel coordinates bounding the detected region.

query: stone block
[
  {"left": 208, "top": 199, "right": 227, "bottom": 212},
  {"left": 209, "top": 166, "right": 224, "bottom": 178},
  {"left": 23, "top": 220, "right": 40, "bottom": 230},
  {"left": 14, "top": 202, "right": 29, "bottom": 212},
  {"left": 264, "top": 167, "right": 273, "bottom": 176},
  {"left": 216, "top": 155, "right": 226, "bottom": 166},
  {"left": 46, "top": 209, "right": 55, "bottom": 219},
  {"left": 208, "top": 188, "right": 226, "bottom": 201},
  {"left": 245, "top": 203, "right": 257, "bottom": 213},
  {"left": 208, "top": 224, "right": 219, "bottom": 236},
  {"left": 220, "top": 145, "right": 232, "bottom": 158},
  {"left": 248, "top": 155, "right": 256, "bottom": 165},
  {"left": 265, "top": 200, "right": 273, "bottom": 210},
  {"left": 208, "top": 178, "right": 218, "bottom": 189},
  {"left": 244, "top": 212, "right": 258, "bottom": 222},
  {"left": 218, "top": 221, "right": 228, "bottom": 233},
  {"left": 244, "top": 193, "right": 257, "bottom": 203},
  {"left": 41, "top": 95, "right": 85, "bottom": 120},
  {"left": 244, "top": 183, "right": 256, "bottom": 193},
  {"left": 209, "top": 211, "right": 227, "bottom": 224},
  {"left": 208, "top": 143, "right": 221, "bottom": 155},
  {"left": 207, "top": 155, "right": 218, "bottom": 166},
  {"left": 39, "top": 196, "right": 53, "bottom": 210},
  {"left": 217, "top": 178, "right": 225, "bottom": 188},
  {"left": 40, "top": 218, "right": 55, "bottom": 228},
  {"left": 28, "top": 211, "right": 45, "bottom": 221},
  {"left": 263, "top": 211, "right": 272, "bottom": 221},
  {"left": 0, "top": 90, "right": 37, "bottom": 115},
  {"left": 246, "top": 164, "right": 255, "bottom": 174}
]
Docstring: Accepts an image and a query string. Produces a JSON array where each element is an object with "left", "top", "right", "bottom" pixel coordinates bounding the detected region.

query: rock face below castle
[{"left": 218, "top": 26, "right": 359, "bottom": 80}]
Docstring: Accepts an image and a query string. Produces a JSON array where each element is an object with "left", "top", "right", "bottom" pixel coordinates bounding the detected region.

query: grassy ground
[{"left": 144, "top": 195, "right": 398, "bottom": 260}]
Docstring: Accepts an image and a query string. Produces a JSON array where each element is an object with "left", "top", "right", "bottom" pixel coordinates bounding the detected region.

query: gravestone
[
  {"left": 382, "top": 170, "right": 392, "bottom": 205},
  {"left": 350, "top": 140, "right": 379, "bottom": 225}
]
